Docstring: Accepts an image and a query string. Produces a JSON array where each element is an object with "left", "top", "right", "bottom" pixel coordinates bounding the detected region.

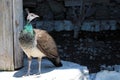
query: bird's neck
[{"left": 24, "top": 22, "right": 34, "bottom": 36}]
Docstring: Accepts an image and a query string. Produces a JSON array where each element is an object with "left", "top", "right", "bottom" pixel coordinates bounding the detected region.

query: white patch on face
[{"left": 27, "top": 13, "right": 39, "bottom": 22}]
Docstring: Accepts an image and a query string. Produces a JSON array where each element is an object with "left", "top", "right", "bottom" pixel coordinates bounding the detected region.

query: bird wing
[{"left": 34, "top": 29, "right": 59, "bottom": 58}]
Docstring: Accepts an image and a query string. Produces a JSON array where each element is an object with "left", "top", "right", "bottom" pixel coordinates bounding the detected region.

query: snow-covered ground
[
  {"left": 0, "top": 59, "right": 88, "bottom": 80},
  {"left": 36, "top": 20, "right": 118, "bottom": 32},
  {"left": 0, "top": 59, "right": 120, "bottom": 80},
  {"left": 95, "top": 70, "right": 120, "bottom": 80}
]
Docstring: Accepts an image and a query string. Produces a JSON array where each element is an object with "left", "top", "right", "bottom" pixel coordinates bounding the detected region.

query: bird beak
[{"left": 35, "top": 15, "right": 39, "bottom": 18}]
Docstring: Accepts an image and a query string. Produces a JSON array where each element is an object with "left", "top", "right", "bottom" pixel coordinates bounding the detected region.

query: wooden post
[
  {"left": 13, "top": 0, "right": 23, "bottom": 69},
  {"left": 0, "top": 0, "right": 23, "bottom": 70}
]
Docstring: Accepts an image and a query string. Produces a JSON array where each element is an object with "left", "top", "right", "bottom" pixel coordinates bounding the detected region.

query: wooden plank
[
  {"left": 0, "top": 0, "right": 14, "bottom": 70},
  {"left": 13, "top": 0, "right": 23, "bottom": 69}
]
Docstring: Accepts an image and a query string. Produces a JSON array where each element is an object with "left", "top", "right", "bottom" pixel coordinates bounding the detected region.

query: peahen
[{"left": 19, "top": 9, "right": 62, "bottom": 76}]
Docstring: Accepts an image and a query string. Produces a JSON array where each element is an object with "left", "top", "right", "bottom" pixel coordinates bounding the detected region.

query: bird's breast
[{"left": 22, "top": 46, "right": 46, "bottom": 58}]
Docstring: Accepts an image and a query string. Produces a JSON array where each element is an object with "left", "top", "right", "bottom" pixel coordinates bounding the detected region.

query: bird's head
[{"left": 27, "top": 13, "right": 39, "bottom": 22}]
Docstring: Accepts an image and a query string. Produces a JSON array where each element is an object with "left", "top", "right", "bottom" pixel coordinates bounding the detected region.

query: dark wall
[
  {"left": 23, "top": 0, "right": 120, "bottom": 20},
  {"left": 23, "top": 0, "right": 120, "bottom": 73}
]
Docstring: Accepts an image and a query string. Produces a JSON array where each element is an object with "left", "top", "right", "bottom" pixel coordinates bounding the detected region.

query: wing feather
[{"left": 34, "top": 29, "right": 59, "bottom": 58}]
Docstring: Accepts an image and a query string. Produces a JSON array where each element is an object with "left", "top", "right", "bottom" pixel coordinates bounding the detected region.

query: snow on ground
[
  {"left": 0, "top": 59, "right": 88, "bottom": 80},
  {"left": 95, "top": 70, "right": 120, "bottom": 80},
  {"left": 1, "top": 58, "right": 120, "bottom": 80},
  {"left": 90, "top": 65, "right": 120, "bottom": 80}
]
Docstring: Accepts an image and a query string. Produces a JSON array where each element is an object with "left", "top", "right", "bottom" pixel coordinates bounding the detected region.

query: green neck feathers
[{"left": 23, "top": 22, "right": 34, "bottom": 35}]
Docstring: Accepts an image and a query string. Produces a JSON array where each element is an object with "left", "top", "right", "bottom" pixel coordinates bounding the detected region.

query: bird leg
[
  {"left": 25, "top": 57, "right": 32, "bottom": 76},
  {"left": 36, "top": 58, "right": 42, "bottom": 75}
]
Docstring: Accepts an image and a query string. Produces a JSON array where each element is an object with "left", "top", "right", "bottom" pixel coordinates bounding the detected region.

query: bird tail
[{"left": 48, "top": 57, "right": 62, "bottom": 67}]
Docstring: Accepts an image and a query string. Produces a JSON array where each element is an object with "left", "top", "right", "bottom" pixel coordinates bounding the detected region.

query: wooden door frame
[{"left": 0, "top": 0, "right": 23, "bottom": 70}]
